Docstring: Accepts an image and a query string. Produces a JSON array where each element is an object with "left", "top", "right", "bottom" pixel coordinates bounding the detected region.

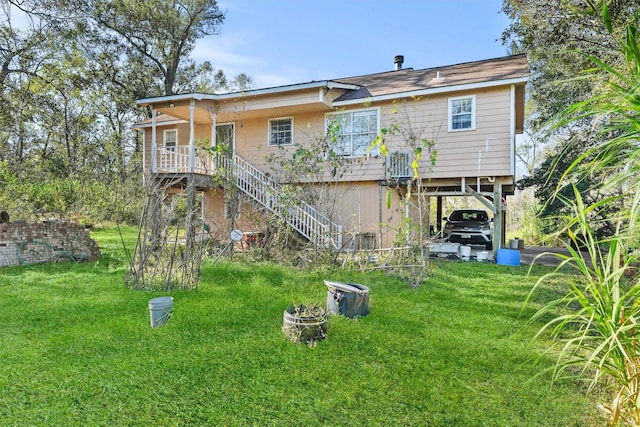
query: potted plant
[{"left": 282, "top": 303, "right": 327, "bottom": 345}]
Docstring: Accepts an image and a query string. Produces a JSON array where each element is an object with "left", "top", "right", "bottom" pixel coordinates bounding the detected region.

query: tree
[
  {"left": 0, "top": 1, "right": 250, "bottom": 223},
  {"left": 528, "top": 7, "right": 640, "bottom": 425},
  {"left": 503, "top": 0, "right": 639, "bottom": 236},
  {"left": 369, "top": 99, "right": 438, "bottom": 287}
]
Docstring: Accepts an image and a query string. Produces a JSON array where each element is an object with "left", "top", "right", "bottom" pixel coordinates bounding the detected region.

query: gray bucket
[
  {"left": 149, "top": 296, "right": 174, "bottom": 328},
  {"left": 325, "top": 281, "right": 370, "bottom": 318}
]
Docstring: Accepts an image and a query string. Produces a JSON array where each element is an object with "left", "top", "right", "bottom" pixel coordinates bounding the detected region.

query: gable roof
[
  {"left": 331, "top": 54, "right": 528, "bottom": 104},
  {"left": 136, "top": 54, "right": 528, "bottom": 109}
]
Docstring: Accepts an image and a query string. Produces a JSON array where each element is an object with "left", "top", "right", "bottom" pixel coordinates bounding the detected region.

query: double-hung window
[
  {"left": 326, "top": 108, "right": 379, "bottom": 157},
  {"left": 268, "top": 117, "right": 293, "bottom": 146},
  {"left": 163, "top": 129, "right": 177, "bottom": 150},
  {"left": 448, "top": 95, "right": 476, "bottom": 131}
]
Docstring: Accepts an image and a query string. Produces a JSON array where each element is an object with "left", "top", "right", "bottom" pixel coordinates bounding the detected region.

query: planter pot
[
  {"left": 282, "top": 305, "right": 327, "bottom": 344},
  {"left": 324, "top": 281, "right": 370, "bottom": 318}
]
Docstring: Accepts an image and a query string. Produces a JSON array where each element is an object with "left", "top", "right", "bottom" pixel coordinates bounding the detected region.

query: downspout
[
  {"left": 189, "top": 99, "right": 195, "bottom": 173},
  {"left": 509, "top": 85, "right": 516, "bottom": 176},
  {"left": 151, "top": 107, "right": 157, "bottom": 174}
]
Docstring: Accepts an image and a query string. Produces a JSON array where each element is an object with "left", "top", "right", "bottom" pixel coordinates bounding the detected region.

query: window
[
  {"left": 448, "top": 95, "right": 475, "bottom": 131},
  {"left": 268, "top": 117, "right": 293, "bottom": 146},
  {"left": 163, "top": 129, "right": 177, "bottom": 149},
  {"left": 326, "top": 108, "right": 379, "bottom": 157}
]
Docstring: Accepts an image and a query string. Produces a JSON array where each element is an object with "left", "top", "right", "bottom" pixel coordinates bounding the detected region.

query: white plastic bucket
[
  {"left": 149, "top": 296, "right": 174, "bottom": 328},
  {"left": 459, "top": 245, "right": 471, "bottom": 261},
  {"left": 477, "top": 251, "right": 489, "bottom": 262}
]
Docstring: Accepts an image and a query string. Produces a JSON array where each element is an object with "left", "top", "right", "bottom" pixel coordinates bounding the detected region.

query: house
[{"left": 134, "top": 54, "right": 528, "bottom": 251}]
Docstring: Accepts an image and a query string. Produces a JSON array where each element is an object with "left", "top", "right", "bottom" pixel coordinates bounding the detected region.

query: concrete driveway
[{"left": 452, "top": 244, "right": 589, "bottom": 267}]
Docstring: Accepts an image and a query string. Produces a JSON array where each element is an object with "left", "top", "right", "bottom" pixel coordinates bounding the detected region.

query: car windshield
[{"left": 450, "top": 211, "right": 488, "bottom": 221}]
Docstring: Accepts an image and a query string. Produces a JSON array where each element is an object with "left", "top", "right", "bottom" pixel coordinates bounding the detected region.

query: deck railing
[
  {"left": 153, "top": 145, "right": 212, "bottom": 175},
  {"left": 153, "top": 145, "right": 342, "bottom": 249}
]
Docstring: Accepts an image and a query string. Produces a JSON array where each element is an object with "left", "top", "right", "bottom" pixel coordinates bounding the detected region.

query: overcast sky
[{"left": 196, "top": 0, "right": 512, "bottom": 88}]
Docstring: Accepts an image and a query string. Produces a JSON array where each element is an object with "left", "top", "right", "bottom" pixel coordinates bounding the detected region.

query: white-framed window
[
  {"left": 268, "top": 117, "right": 293, "bottom": 146},
  {"left": 326, "top": 108, "right": 379, "bottom": 157},
  {"left": 448, "top": 95, "right": 476, "bottom": 131},
  {"left": 163, "top": 129, "right": 178, "bottom": 149}
]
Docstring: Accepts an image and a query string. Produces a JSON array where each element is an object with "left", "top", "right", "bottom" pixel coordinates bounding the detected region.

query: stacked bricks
[{"left": 0, "top": 221, "right": 100, "bottom": 267}]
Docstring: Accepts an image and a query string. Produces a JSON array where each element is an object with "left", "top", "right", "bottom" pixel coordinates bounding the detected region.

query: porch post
[
  {"left": 211, "top": 113, "right": 217, "bottom": 169},
  {"left": 151, "top": 107, "right": 157, "bottom": 174},
  {"left": 189, "top": 99, "right": 195, "bottom": 173},
  {"left": 211, "top": 113, "right": 217, "bottom": 147}
]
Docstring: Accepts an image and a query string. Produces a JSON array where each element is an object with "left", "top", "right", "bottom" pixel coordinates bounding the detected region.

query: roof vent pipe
[{"left": 394, "top": 55, "right": 404, "bottom": 70}]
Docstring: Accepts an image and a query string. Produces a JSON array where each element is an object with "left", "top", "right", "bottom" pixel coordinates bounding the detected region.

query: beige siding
[
  {"left": 141, "top": 123, "right": 214, "bottom": 170},
  {"left": 227, "top": 86, "right": 513, "bottom": 183},
  {"left": 144, "top": 86, "right": 514, "bottom": 184},
  {"left": 201, "top": 189, "right": 267, "bottom": 239},
  {"left": 377, "top": 88, "right": 513, "bottom": 179},
  {"left": 215, "top": 89, "right": 323, "bottom": 118},
  {"left": 305, "top": 181, "right": 405, "bottom": 249}
]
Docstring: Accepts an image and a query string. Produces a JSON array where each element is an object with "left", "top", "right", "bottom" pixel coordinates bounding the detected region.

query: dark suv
[{"left": 443, "top": 209, "right": 493, "bottom": 250}]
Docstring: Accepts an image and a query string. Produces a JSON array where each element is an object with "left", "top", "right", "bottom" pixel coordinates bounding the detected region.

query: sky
[
  {"left": 5, "top": 0, "right": 513, "bottom": 89},
  {"left": 196, "top": 0, "right": 513, "bottom": 89}
]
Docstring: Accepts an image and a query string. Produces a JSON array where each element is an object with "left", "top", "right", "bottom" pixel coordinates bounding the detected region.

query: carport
[{"left": 425, "top": 177, "right": 511, "bottom": 250}]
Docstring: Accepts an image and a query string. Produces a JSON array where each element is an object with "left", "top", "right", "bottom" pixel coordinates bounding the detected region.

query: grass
[{"left": 0, "top": 227, "right": 604, "bottom": 426}]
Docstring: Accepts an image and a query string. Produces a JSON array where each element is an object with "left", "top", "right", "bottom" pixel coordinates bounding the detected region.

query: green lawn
[{"left": 0, "top": 227, "right": 603, "bottom": 426}]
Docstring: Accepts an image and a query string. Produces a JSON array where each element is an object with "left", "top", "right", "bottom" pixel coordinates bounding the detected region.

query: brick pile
[{"left": 0, "top": 221, "right": 100, "bottom": 267}]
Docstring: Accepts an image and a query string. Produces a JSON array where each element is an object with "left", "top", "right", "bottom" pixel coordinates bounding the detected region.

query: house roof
[
  {"left": 133, "top": 113, "right": 187, "bottom": 129},
  {"left": 137, "top": 54, "right": 527, "bottom": 106},
  {"left": 136, "top": 81, "right": 360, "bottom": 106},
  {"left": 331, "top": 54, "right": 529, "bottom": 104}
]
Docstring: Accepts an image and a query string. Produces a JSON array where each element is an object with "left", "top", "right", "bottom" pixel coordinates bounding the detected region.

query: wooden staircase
[{"left": 216, "top": 153, "right": 343, "bottom": 249}]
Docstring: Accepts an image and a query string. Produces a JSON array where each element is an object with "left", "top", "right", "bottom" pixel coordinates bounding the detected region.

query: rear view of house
[{"left": 134, "top": 54, "right": 528, "bottom": 250}]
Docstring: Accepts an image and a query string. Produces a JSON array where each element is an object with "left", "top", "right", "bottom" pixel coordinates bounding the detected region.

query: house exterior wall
[
  {"left": 201, "top": 188, "right": 268, "bottom": 242},
  {"left": 140, "top": 82, "right": 519, "bottom": 248},
  {"left": 322, "top": 181, "right": 405, "bottom": 249},
  {"left": 142, "top": 85, "right": 514, "bottom": 182},
  {"left": 222, "top": 86, "right": 514, "bottom": 183},
  {"left": 216, "top": 88, "right": 323, "bottom": 116},
  {"left": 199, "top": 180, "right": 405, "bottom": 249}
]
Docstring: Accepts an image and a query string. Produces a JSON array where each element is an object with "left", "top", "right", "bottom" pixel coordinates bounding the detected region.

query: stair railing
[{"left": 216, "top": 152, "right": 342, "bottom": 249}]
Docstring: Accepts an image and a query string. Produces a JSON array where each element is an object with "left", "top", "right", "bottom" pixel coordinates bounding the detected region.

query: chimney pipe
[{"left": 394, "top": 55, "right": 404, "bottom": 70}]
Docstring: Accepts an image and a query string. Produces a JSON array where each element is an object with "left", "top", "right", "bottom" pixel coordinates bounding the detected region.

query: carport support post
[
  {"left": 493, "top": 184, "right": 504, "bottom": 249},
  {"left": 436, "top": 196, "right": 443, "bottom": 234}
]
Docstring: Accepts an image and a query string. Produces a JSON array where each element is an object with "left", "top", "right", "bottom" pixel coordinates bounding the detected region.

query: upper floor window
[
  {"left": 269, "top": 117, "right": 293, "bottom": 146},
  {"left": 448, "top": 95, "right": 476, "bottom": 131},
  {"left": 163, "top": 129, "right": 177, "bottom": 149},
  {"left": 326, "top": 108, "right": 379, "bottom": 157}
]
